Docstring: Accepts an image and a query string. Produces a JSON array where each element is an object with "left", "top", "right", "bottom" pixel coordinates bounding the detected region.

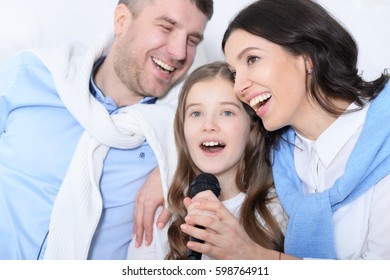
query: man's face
[{"left": 112, "top": 0, "right": 209, "bottom": 100}]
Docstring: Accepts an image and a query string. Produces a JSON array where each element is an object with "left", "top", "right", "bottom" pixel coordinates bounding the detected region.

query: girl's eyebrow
[
  {"left": 220, "top": 101, "right": 242, "bottom": 109},
  {"left": 186, "top": 101, "right": 241, "bottom": 111},
  {"left": 185, "top": 103, "right": 201, "bottom": 111}
]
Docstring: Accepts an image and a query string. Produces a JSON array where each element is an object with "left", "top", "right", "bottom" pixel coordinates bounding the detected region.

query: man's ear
[{"left": 114, "top": 4, "right": 132, "bottom": 36}]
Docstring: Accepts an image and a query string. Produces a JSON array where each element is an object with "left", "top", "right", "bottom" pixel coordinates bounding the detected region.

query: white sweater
[{"left": 28, "top": 32, "right": 178, "bottom": 259}]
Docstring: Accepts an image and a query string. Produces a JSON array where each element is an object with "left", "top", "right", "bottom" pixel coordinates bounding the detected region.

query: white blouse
[{"left": 294, "top": 101, "right": 390, "bottom": 259}]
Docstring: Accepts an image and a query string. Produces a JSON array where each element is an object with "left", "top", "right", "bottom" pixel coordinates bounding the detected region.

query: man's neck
[{"left": 94, "top": 55, "right": 143, "bottom": 107}]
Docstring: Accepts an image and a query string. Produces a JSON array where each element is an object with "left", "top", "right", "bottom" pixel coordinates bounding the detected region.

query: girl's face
[
  {"left": 184, "top": 77, "right": 252, "bottom": 179},
  {"left": 224, "top": 29, "right": 313, "bottom": 133}
]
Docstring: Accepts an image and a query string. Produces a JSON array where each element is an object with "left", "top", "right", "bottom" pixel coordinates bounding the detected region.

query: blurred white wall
[{"left": 0, "top": 0, "right": 389, "bottom": 79}]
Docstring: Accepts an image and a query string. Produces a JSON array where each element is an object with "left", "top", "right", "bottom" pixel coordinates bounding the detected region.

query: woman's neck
[{"left": 293, "top": 98, "right": 351, "bottom": 141}]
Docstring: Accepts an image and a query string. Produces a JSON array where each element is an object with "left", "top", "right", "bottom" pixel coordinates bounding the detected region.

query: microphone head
[{"left": 189, "top": 173, "right": 220, "bottom": 198}]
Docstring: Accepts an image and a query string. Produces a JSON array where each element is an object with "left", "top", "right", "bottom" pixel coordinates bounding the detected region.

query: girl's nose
[{"left": 202, "top": 115, "right": 218, "bottom": 132}]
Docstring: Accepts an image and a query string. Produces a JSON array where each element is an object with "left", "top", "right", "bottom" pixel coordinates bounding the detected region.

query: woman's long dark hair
[{"left": 165, "top": 61, "right": 284, "bottom": 259}]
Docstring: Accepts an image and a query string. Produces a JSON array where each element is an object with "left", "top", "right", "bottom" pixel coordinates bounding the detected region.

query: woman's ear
[
  {"left": 303, "top": 55, "right": 314, "bottom": 74},
  {"left": 114, "top": 4, "right": 132, "bottom": 36}
]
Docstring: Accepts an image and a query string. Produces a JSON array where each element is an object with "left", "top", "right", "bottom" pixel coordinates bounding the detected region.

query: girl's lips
[
  {"left": 200, "top": 145, "right": 225, "bottom": 154},
  {"left": 199, "top": 140, "right": 226, "bottom": 154}
]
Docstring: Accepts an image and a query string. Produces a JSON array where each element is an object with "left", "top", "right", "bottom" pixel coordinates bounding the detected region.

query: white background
[{"left": 0, "top": 0, "right": 389, "bottom": 79}]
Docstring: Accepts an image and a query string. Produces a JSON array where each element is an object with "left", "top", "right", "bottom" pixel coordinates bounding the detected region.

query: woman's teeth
[{"left": 249, "top": 93, "right": 272, "bottom": 108}]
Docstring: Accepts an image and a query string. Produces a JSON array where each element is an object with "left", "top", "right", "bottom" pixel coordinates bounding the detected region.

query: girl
[{"left": 127, "top": 61, "right": 286, "bottom": 259}]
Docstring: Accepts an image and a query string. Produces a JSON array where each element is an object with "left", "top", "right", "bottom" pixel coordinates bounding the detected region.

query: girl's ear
[{"left": 114, "top": 3, "right": 133, "bottom": 36}]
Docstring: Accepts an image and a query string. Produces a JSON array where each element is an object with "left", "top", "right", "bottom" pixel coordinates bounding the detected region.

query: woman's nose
[{"left": 233, "top": 71, "right": 251, "bottom": 99}]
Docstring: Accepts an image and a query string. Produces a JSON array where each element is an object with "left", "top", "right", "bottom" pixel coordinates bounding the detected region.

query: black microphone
[{"left": 187, "top": 173, "right": 221, "bottom": 260}]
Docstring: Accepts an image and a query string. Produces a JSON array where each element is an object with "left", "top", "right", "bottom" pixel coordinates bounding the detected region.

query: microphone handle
[{"left": 187, "top": 225, "right": 205, "bottom": 260}]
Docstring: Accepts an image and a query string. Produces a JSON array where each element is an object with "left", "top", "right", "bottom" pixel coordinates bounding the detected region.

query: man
[{"left": 0, "top": 0, "right": 213, "bottom": 259}]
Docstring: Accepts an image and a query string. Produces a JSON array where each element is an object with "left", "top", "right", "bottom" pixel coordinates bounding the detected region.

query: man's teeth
[
  {"left": 152, "top": 57, "right": 175, "bottom": 72},
  {"left": 203, "top": 142, "right": 221, "bottom": 147},
  {"left": 249, "top": 93, "right": 272, "bottom": 107}
]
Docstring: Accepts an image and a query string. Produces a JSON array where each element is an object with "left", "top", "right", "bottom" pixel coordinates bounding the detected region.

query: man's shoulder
[
  {"left": 0, "top": 50, "right": 56, "bottom": 100},
  {"left": 0, "top": 51, "right": 46, "bottom": 73}
]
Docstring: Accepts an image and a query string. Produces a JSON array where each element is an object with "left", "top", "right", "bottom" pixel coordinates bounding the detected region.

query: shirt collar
[
  {"left": 90, "top": 57, "right": 157, "bottom": 114},
  {"left": 296, "top": 101, "right": 370, "bottom": 168}
]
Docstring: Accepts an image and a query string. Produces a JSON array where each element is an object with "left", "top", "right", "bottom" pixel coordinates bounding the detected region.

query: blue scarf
[{"left": 272, "top": 82, "right": 390, "bottom": 259}]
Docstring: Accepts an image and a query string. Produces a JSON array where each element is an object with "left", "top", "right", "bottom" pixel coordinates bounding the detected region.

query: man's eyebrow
[
  {"left": 157, "top": 15, "right": 176, "bottom": 25},
  {"left": 157, "top": 16, "right": 204, "bottom": 42}
]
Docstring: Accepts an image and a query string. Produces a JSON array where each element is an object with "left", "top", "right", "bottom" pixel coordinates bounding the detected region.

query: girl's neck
[{"left": 215, "top": 172, "right": 241, "bottom": 201}]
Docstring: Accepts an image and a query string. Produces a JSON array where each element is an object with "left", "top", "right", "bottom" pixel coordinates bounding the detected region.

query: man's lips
[{"left": 152, "top": 57, "right": 176, "bottom": 73}]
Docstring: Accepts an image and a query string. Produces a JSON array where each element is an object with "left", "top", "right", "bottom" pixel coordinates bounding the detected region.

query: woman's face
[
  {"left": 183, "top": 76, "right": 251, "bottom": 179},
  {"left": 224, "top": 29, "right": 312, "bottom": 132}
]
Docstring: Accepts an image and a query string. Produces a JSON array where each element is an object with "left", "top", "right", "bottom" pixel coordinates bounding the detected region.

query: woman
[
  {"left": 182, "top": 0, "right": 390, "bottom": 259},
  {"left": 127, "top": 61, "right": 286, "bottom": 259}
]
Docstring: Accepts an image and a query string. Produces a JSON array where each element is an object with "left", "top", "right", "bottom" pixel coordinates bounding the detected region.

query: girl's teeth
[{"left": 203, "top": 142, "right": 219, "bottom": 146}]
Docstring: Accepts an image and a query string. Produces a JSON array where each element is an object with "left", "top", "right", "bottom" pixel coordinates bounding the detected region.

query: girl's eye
[
  {"left": 190, "top": 111, "right": 201, "bottom": 117},
  {"left": 222, "top": 110, "right": 234, "bottom": 117},
  {"left": 247, "top": 56, "right": 259, "bottom": 65}
]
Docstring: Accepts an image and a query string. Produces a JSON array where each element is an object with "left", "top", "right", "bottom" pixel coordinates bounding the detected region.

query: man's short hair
[{"left": 118, "top": 0, "right": 213, "bottom": 20}]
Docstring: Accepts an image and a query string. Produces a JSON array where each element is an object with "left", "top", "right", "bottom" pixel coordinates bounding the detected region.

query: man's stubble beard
[
  {"left": 113, "top": 37, "right": 176, "bottom": 100},
  {"left": 113, "top": 40, "right": 150, "bottom": 98}
]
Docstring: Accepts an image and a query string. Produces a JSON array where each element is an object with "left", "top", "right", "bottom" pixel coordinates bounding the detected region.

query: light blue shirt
[{"left": 0, "top": 53, "right": 158, "bottom": 259}]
